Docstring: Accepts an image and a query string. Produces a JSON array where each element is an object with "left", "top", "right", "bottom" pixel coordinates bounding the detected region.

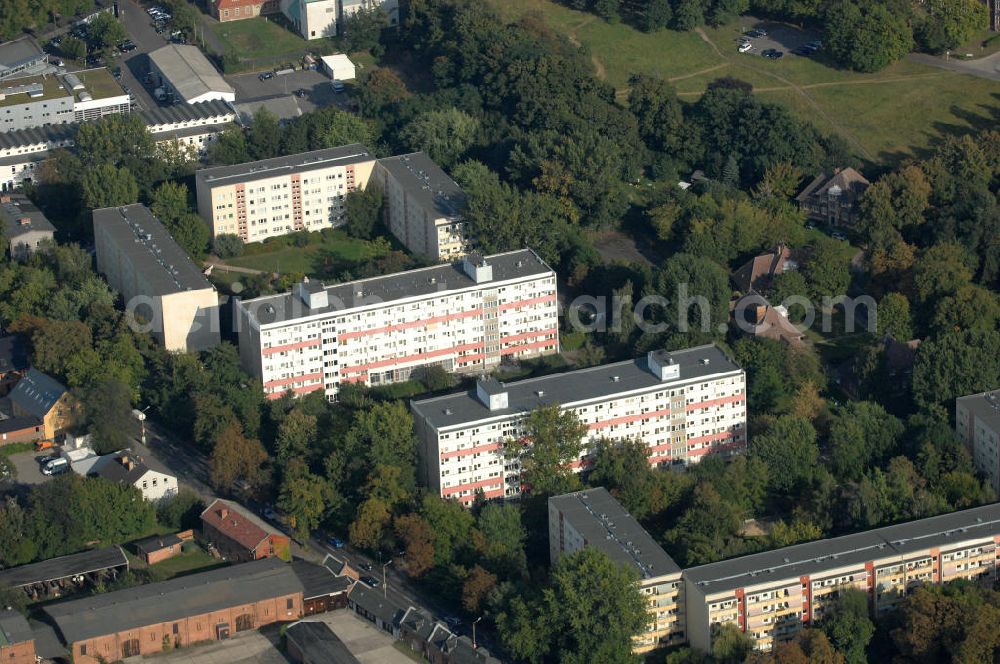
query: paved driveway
[
  {"left": 9, "top": 450, "right": 54, "bottom": 486},
  {"left": 909, "top": 51, "right": 1000, "bottom": 82},
  {"left": 127, "top": 630, "right": 287, "bottom": 664}
]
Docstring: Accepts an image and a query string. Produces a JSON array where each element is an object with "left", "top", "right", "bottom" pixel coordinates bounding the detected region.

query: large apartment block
[
  {"left": 236, "top": 250, "right": 558, "bottom": 401},
  {"left": 410, "top": 344, "right": 747, "bottom": 506},
  {"left": 195, "top": 145, "right": 376, "bottom": 243},
  {"left": 372, "top": 152, "right": 471, "bottom": 260},
  {"left": 684, "top": 503, "right": 1000, "bottom": 653},
  {"left": 956, "top": 391, "right": 1000, "bottom": 495},
  {"left": 549, "top": 488, "right": 685, "bottom": 653},
  {"left": 93, "top": 205, "right": 221, "bottom": 353}
]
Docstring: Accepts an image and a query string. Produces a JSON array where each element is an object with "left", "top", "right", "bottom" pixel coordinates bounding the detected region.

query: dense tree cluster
[{"left": 0, "top": 0, "right": 95, "bottom": 39}]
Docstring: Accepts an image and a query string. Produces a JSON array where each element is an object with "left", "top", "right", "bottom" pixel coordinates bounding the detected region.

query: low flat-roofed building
[
  {"left": 195, "top": 144, "right": 375, "bottom": 242},
  {"left": 0, "top": 68, "right": 129, "bottom": 134},
  {"left": 0, "top": 193, "right": 54, "bottom": 259},
  {"left": 683, "top": 502, "right": 1000, "bottom": 653},
  {"left": 0, "top": 546, "right": 128, "bottom": 600},
  {"left": 550, "top": 488, "right": 685, "bottom": 652},
  {"left": 373, "top": 153, "right": 470, "bottom": 261},
  {"left": 132, "top": 533, "right": 184, "bottom": 565},
  {"left": 0, "top": 37, "right": 47, "bottom": 82},
  {"left": 0, "top": 609, "right": 35, "bottom": 664},
  {"left": 411, "top": 344, "right": 746, "bottom": 505},
  {"left": 292, "top": 560, "right": 354, "bottom": 614},
  {"left": 956, "top": 390, "right": 1000, "bottom": 494},
  {"left": 93, "top": 204, "right": 221, "bottom": 352},
  {"left": 148, "top": 44, "right": 236, "bottom": 105},
  {"left": 43, "top": 557, "right": 304, "bottom": 663}
]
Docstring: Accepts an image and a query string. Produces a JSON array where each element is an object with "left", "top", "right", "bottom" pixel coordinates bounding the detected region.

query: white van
[{"left": 42, "top": 457, "right": 69, "bottom": 476}]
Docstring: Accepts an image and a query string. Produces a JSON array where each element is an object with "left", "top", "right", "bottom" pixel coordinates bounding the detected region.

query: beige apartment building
[
  {"left": 195, "top": 145, "right": 375, "bottom": 243},
  {"left": 684, "top": 503, "right": 1000, "bottom": 653},
  {"left": 549, "top": 488, "right": 685, "bottom": 653},
  {"left": 956, "top": 391, "right": 1000, "bottom": 495},
  {"left": 93, "top": 205, "right": 220, "bottom": 353},
  {"left": 372, "top": 152, "right": 470, "bottom": 260}
]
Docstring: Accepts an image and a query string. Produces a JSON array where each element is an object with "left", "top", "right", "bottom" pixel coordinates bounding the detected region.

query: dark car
[
  {"left": 762, "top": 49, "right": 784, "bottom": 59},
  {"left": 746, "top": 29, "right": 767, "bottom": 38},
  {"left": 359, "top": 575, "right": 380, "bottom": 587},
  {"left": 361, "top": 562, "right": 374, "bottom": 572},
  {"left": 294, "top": 88, "right": 306, "bottom": 98},
  {"left": 258, "top": 71, "right": 274, "bottom": 81},
  {"left": 120, "top": 41, "right": 136, "bottom": 53},
  {"left": 792, "top": 46, "right": 811, "bottom": 56},
  {"left": 326, "top": 536, "right": 344, "bottom": 549}
]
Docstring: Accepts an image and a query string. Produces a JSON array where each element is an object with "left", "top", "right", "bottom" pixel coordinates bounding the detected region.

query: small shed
[
  {"left": 320, "top": 54, "right": 356, "bottom": 81},
  {"left": 133, "top": 533, "right": 183, "bottom": 565}
]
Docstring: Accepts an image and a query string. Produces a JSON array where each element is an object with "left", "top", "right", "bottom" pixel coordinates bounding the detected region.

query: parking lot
[
  {"left": 227, "top": 69, "right": 351, "bottom": 115},
  {"left": 117, "top": 1, "right": 176, "bottom": 110},
  {"left": 735, "top": 19, "right": 822, "bottom": 59}
]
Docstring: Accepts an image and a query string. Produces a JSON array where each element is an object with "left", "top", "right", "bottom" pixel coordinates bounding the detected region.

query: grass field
[
  {"left": 224, "top": 230, "right": 383, "bottom": 277},
  {"left": 489, "top": 0, "right": 1000, "bottom": 165},
  {"left": 143, "top": 544, "right": 227, "bottom": 582},
  {"left": 209, "top": 17, "right": 307, "bottom": 60}
]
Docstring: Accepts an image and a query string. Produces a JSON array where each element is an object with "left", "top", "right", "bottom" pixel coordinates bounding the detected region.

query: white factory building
[
  {"left": 236, "top": 249, "right": 559, "bottom": 401},
  {"left": 410, "top": 344, "right": 747, "bottom": 506}
]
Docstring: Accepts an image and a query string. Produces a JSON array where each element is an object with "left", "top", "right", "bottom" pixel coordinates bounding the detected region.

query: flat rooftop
[
  {"left": 195, "top": 144, "right": 373, "bottom": 187},
  {"left": 0, "top": 609, "right": 32, "bottom": 647},
  {"left": 958, "top": 390, "right": 1000, "bottom": 431},
  {"left": 0, "top": 546, "right": 127, "bottom": 590},
  {"left": 551, "top": 488, "right": 680, "bottom": 579},
  {"left": 684, "top": 502, "right": 1000, "bottom": 595},
  {"left": 92, "top": 204, "right": 214, "bottom": 295},
  {"left": 0, "top": 195, "right": 55, "bottom": 238},
  {"left": 411, "top": 343, "right": 741, "bottom": 429},
  {"left": 241, "top": 248, "right": 552, "bottom": 327},
  {"left": 44, "top": 557, "right": 302, "bottom": 644},
  {"left": 377, "top": 152, "right": 466, "bottom": 219},
  {"left": 70, "top": 67, "right": 126, "bottom": 102},
  {"left": 0, "top": 67, "right": 124, "bottom": 109},
  {"left": 286, "top": 621, "right": 361, "bottom": 664}
]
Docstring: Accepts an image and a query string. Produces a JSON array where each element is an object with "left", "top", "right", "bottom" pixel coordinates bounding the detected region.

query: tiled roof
[{"left": 201, "top": 498, "right": 284, "bottom": 552}]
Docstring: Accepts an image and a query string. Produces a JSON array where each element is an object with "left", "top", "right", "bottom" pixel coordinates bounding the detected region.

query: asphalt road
[{"left": 117, "top": 0, "right": 174, "bottom": 111}]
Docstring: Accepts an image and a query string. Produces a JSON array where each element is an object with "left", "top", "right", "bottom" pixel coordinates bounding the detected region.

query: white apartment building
[
  {"left": 195, "top": 144, "right": 376, "bottom": 243},
  {"left": 236, "top": 249, "right": 559, "bottom": 401},
  {"left": 373, "top": 152, "right": 471, "bottom": 261},
  {"left": 684, "top": 502, "right": 1000, "bottom": 653},
  {"left": 956, "top": 390, "right": 1000, "bottom": 495},
  {"left": 410, "top": 344, "right": 747, "bottom": 506},
  {"left": 549, "top": 488, "right": 686, "bottom": 653}
]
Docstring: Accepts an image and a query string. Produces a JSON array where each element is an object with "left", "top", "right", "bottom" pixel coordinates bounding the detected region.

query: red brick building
[
  {"left": 44, "top": 558, "right": 305, "bottom": 664},
  {"left": 209, "top": 0, "right": 279, "bottom": 22},
  {"left": 201, "top": 499, "right": 291, "bottom": 562},
  {"left": 133, "top": 533, "right": 184, "bottom": 565},
  {"left": 0, "top": 610, "right": 35, "bottom": 664},
  {"left": 0, "top": 416, "right": 42, "bottom": 446}
]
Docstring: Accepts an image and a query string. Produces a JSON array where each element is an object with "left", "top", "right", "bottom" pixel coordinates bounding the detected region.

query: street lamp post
[
  {"left": 132, "top": 406, "right": 151, "bottom": 444},
  {"left": 382, "top": 560, "right": 393, "bottom": 598},
  {"left": 472, "top": 616, "right": 483, "bottom": 649}
]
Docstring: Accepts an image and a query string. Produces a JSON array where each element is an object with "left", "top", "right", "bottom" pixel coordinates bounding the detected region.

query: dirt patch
[{"left": 593, "top": 231, "right": 661, "bottom": 267}]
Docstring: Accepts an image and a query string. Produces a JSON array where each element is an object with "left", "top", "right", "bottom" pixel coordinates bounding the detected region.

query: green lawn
[
  {"left": 145, "top": 544, "right": 227, "bottom": 582},
  {"left": 488, "top": 0, "right": 1000, "bottom": 165},
  {"left": 224, "top": 230, "right": 383, "bottom": 277},
  {"left": 209, "top": 17, "right": 308, "bottom": 60}
]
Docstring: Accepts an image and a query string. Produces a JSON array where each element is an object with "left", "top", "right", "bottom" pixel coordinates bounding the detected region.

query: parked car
[
  {"left": 831, "top": 230, "right": 848, "bottom": 241},
  {"left": 746, "top": 29, "right": 767, "bottom": 38},
  {"left": 792, "top": 46, "right": 811, "bottom": 56},
  {"left": 258, "top": 71, "right": 274, "bottom": 81},
  {"left": 805, "top": 40, "right": 822, "bottom": 50},
  {"left": 262, "top": 505, "right": 278, "bottom": 521},
  {"left": 738, "top": 42, "right": 753, "bottom": 53},
  {"left": 444, "top": 616, "right": 462, "bottom": 629},
  {"left": 294, "top": 88, "right": 306, "bottom": 98},
  {"left": 361, "top": 562, "right": 373, "bottom": 572},
  {"left": 120, "top": 41, "right": 136, "bottom": 53},
  {"left": 359, "top": 575, "right": 380, "bottom": 587},
  {"left": 42, "top": 457, "right": 69, "bottom": 476},
  {"left": 331, "top": 79, "right": 345, "bottom": 93},
  {"left": 762, "top": 49, "right": 784, "bottom": 59},
  {"left": 326, "top": 536, "right": 344, "bottom": 548}
]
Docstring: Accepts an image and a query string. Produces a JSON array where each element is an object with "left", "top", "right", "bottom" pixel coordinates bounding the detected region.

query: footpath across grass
[{"left": 489, "top": 0, "right": 1000, "bottom": 164}]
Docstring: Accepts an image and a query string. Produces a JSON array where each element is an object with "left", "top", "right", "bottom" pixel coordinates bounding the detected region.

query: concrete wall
[
  {"left": 8, "top": 228, "right": 53, "bottom": 260},
  {"left": 159, "top": 290, "right": 221, "bottom": 353}
]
